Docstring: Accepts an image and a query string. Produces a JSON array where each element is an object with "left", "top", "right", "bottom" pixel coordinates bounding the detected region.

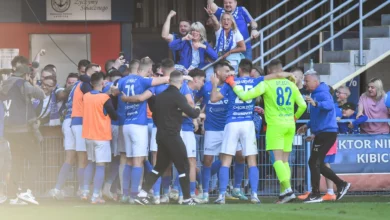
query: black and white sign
[
  {"left": 46, "top": 0, "right": 111, "bottom": 21},
  {"left": 0, "top": 48, "right": 19, "bottom": 69}
]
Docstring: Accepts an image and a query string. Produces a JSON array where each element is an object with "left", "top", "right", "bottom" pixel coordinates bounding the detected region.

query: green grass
[{"left": 1, "top": 196, "right": 389, "bottom": 220}]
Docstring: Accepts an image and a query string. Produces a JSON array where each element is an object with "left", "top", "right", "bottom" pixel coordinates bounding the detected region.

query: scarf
[
  {"left": 220, "top": 7, "right": 239, "bottom": 19},
  {"left": 33, "top": 88, "right": 61, "bottom": 126},
  {"left": 215, "top": 28, "right": 234, "bottom": 56}
]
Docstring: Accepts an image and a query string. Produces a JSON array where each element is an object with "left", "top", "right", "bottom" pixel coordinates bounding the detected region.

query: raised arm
[
  {"left": 233, "top": 81, "right": 266, "bottom": 102},
  {"left": 210, "top": 75, "right": 224, "bottom": 103},
  {"left": 207, "top": 0, "right": 219, "bottom": 14},
  {"left": 205, "top": 5, "right": 220, "bottom": 32},
  {"left": 33, "top": 49, "right": 45, "bottom": 64},
  {"left": 162, "top": 10, "right": 177, "bottom": 43}
]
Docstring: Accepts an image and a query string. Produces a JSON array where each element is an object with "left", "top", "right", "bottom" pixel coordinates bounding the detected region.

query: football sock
[
  {"left": 190, "top": 182, "right": 196, "bottom": 196},
  {"left": 202, "top": 166, "right": 211, "bottom": 194},
  {"left": 144, "top": 160, "right": 153, "bottom": 173},
  {"left": 122, "top": 165, "right": 132, "bottom": 196},
  {"left": 153, "top": 177, "right": 162, "bottom": 197},
  {"left": 130, "top": 167, "right": 143, "bottom": 197},
  {"left": 234, "top": 163, "right": 245, "bottom": 189},
  {"left": 77, "top": 168, "right": 85, "bottom": 190},
  {"left": 56, "top": 163, "right": 71, "bottom": 190},
  {"left": 84, "top": 162, "right": 95, "bottom": 191},
  {"left": 107, "top": 157, "right": 120, "bottom": 184},
  {"left": 119, "top": 163, "right": 125, "bottom": 194},
  {"left": 211, "top": 160, "right": 222, "bottom": 176},
  {"left": 273, "top": 160, "right": 290, "bottom": 190},
  {"left": 161, "top": 176, "right": 171, "bottom": 195},
  {"left": 219, "top": 166, "right": 229, "bottom": 195},
  {"left": 249, "top": 166, "right": 259, "bottom": 195},
  {"left": 93, "top": 166, "right": 105, "bottom": 196}
]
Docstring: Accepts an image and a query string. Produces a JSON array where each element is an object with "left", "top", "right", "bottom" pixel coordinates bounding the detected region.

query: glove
[
  {"left": 287, "top": 75, "right": 296, "bottom": 84},
  {"left": 225, "top": 75, "right": 235, "bottom": 87}
]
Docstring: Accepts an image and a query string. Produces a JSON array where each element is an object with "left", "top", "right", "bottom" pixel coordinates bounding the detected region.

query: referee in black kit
[{"left": 134, "top": 70, "right": 200, "bottom": 206}]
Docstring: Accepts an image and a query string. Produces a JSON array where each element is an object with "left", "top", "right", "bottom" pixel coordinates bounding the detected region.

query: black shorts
[{"left": 0, "top": 139, "right": 12, "bottom": 174}]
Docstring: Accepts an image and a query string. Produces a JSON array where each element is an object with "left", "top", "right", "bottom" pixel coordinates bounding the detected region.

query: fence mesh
[{"left": 1, "top": 133, "right": 389, "bottom": 197}]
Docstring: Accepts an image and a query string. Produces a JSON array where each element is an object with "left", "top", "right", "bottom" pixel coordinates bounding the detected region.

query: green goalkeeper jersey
[{"left": 233, "top": 78, "right": 307, "bottom": 126}]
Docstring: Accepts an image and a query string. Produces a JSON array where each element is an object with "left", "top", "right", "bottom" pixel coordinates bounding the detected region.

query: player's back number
[{"left": 276, "top": 86, "right": 292, "bottom": 106}]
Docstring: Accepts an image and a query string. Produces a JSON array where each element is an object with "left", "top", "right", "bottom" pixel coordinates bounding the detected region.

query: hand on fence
[
  {"left": 305, "top": 134, "right": 315, "bottom": 142},
  {"left": 251, "top": 30, "right": 260, "bottom": 39},
  {"left": 297, "top": 124, "right": 307, "bottom": 135}
]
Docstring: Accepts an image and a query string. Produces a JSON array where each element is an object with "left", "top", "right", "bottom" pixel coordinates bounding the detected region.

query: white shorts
[
  {"left": 150, "top": 127, "right": 158, "bottom": 152},
  {"left": 180, "top": 131, "right": 197, "bottom": 158},
  {"left": 111, "top": 125, "right": 119, "bottom": 156},
  {"left": 86, "top": 139, "right": 112, "bottom": 163},
  {"left": 117, "top": 126, "right": 125, "bottom": 153},
  {"left": 123, "top": 124, "right": 149, "bottom": 157},
  {"left": 62, "top": 118, "right": 75, "bottom": 151},
  {"left": 221, "top": 121, "right": 257, "bottom": 157},
  {"left": 204, "top": 131, "right": 242, "bottom": 156},
  {"left": 71, "top": 124, "right": 86, "bottom": 152}
]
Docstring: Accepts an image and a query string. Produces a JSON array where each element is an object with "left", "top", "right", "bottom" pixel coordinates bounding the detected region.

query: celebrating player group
[{"left": 48, "top": 57, "right": 351, "bottom": 206}]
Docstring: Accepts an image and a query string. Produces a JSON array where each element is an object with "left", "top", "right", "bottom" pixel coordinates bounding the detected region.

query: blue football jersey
[
  {"left": 219, "top": 76, "right": 264, "bottom": 124},
  {"left": 118, "top": 74, "right": 153, "bottom": 125},
  {"left": 102, "top": 81, "right": 113, "bottom": 93},
  {"left": 180, "top": 81, "right": 194, "bottom": 131},
  {"left": 65, "top": 81, "right": 79, "bottom": 120},
  {"left": 196, "top": 81, "right": 228, "bottom": 131},
  {"left": 150, "top": 82, "right": 191, "bottom": 128}
]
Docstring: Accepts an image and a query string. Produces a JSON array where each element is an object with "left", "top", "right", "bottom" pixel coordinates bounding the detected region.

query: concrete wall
[{"left": 364, "top": 56, "right": 390, "bottom": 93}]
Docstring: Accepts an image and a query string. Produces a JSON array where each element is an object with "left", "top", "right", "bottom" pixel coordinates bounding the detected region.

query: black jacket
[{"left": 148, "top": 85, "right": 200, "bottom": 137}]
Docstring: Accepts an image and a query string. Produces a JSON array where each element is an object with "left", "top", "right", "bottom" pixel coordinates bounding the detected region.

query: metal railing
[
  {"left": 202, "top": 0, "right": 390, "bottom": 72},
  {"left": 297, "top": 118, "right": 390, "bottom": 192}
]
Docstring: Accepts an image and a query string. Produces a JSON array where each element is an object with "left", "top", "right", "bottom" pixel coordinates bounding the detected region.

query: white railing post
[
  {"left": 260, "top": 31, "right": 264, "bottom": 68},
  {"left": 330, "top": 0, "right": 335, "bottom": 51},
  {"left": 359, "top": 0, "right": 364, "bottom": 66}
]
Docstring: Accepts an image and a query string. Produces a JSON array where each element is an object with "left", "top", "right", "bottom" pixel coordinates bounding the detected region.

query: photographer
[{"left": 0, "top": 64, "right": 44, "bottom": 205}]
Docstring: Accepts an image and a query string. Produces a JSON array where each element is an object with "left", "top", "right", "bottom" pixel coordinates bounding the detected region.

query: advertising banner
[{"left": 47, "top": 0, "right": 111, "bottom": 21}]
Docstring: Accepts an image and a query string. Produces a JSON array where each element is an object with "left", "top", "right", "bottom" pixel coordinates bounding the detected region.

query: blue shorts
[{"left": 324, "top": 154, "right": 336, "bottom": 164}]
